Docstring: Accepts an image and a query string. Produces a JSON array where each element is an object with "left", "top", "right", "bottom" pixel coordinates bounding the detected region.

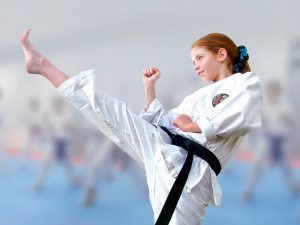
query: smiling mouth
[{"left": 196, "top": 70, "right": 204, "bottom": 75}]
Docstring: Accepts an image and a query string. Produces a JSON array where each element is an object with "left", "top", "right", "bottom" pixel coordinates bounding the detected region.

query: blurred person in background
[
  {"left": 287, "top": 39, "right": 300, "bottom": 160},
  {"left": 32, "top": 95, "right": 80, "bottom": 191},
  {"left": 287, "top": 38, "right": 300, "bottom": 199},
  {"left": 19, "top": 97, "right": 46, "bottom": 170},
  {"left": 20, "top": 29, "right": 262, "bottom": 225},
  {"left": 0, "top": 88, "right": 8, "bottom": 174},
  {"left": 80, "top": 125, "right": 147, "bottom": 207},
  {"left": 241, "top": 80, "right": 299, "bottom": 201},
  {"left": 79, "top": 126, "right": 116, "bottom": 206}
]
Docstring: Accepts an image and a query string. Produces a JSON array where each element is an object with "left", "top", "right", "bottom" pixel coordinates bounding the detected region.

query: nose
[{"left": 194, "top": 61, "right": 200, "bottom": 70}]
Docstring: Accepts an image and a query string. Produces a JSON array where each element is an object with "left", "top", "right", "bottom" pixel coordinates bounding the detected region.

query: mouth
[{"left": 196, "top": 70, "right": 204, "bottom": 76}]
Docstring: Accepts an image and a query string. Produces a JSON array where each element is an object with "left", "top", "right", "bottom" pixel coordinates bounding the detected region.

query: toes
[
  {"left": 20, "top": 28, "right": 31, "bottom": 45},
  {"left": 25, "top": 28, "right": 31, "bottom": 38}
]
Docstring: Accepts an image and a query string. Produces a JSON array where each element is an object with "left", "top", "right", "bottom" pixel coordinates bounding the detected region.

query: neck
[{"left": 215, "top": 67, "right": 232, "bottom": 82}]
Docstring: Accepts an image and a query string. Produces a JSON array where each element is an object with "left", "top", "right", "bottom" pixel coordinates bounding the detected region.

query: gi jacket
[{"left": 140, "top": 71, "right": 262, "bottom": 205}]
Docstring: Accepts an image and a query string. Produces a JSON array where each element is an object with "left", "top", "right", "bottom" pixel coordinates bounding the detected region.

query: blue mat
[{"left": 0, "top": 159, "right": 299, "bottom": 225}]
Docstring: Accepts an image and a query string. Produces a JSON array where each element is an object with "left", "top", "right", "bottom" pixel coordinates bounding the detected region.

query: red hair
[{"left": 191, "top": 33, "right": 251, "bottom": 74}]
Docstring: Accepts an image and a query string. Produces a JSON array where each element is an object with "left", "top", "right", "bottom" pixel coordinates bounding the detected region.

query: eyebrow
[{"left": 193, "top": 54, "right": 203, "bottom": 61}]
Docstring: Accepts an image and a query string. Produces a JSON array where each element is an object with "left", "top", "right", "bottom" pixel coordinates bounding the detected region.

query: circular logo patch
[{"left": 212, "top": 93, "right": 229, "bottom": 107}]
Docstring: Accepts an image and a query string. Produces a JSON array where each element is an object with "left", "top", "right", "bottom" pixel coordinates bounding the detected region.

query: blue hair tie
[{"left": 233, "top": 45, "right": 249, "bottom": 73}]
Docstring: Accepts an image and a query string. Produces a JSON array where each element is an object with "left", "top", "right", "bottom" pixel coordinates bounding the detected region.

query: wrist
[
  {"left": 144, "top": 84, "right": 156, "bottom": 94},
  {"left": 144, "top": 80, "right": 156, "bottom": 88}
]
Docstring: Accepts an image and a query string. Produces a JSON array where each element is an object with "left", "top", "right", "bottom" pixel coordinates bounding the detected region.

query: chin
[{"left": 200, "top": 77, "right": 212, "bottom": 83}]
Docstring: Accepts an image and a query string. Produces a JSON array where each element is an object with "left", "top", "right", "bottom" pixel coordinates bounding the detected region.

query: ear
[{"left": 217, "top": 48, "right": 228, "bottom": 62}]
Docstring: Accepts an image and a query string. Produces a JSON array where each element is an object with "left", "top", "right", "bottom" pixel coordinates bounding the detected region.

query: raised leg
[{"left": 20, "top": 29, "right": 69, "bottom": 88}]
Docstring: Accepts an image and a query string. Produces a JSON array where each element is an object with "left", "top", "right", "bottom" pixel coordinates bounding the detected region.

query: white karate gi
[{"left": 57, "top": 70, "right": 262, "bottom": 225}]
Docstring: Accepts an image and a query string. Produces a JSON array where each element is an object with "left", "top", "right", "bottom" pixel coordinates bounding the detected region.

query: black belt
[{"left": 155, "top": 126, "right": 221, "bottom": 225}]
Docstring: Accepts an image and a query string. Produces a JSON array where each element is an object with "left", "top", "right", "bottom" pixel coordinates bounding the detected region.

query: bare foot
[{"left": 20, "top": 29, "right": 47, "bottom": 74}]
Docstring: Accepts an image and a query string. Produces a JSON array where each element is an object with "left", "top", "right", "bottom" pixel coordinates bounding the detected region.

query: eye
[{"left": 197, "top": 55, "right": 203, "bottom": 60}]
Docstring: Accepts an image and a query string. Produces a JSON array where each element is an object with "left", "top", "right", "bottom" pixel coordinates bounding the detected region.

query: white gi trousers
[{"left": 57, "top": 71, "right": 212, "bottom": 225}]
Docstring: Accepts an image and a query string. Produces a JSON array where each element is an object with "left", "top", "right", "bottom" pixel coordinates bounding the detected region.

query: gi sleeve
[
  {"left": 197, "top": 72, "right": 262, "bottom": 140},
  {"left": 57, "top": 69, "right": 96, "bottom": 111},
  {"left": 139, "top": 99, "right": 164, "bottom": 127}
]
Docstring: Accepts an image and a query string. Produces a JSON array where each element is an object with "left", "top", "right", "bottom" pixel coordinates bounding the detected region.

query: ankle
[{"left": 38, "top": 57, "right": 50, "bottom": 76}]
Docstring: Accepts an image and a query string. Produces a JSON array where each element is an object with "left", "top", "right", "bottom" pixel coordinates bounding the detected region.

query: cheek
[
  {"left": 200, "top": 60, "right": 209, "bottom": 69},
  {"left": 203, "top": 60, "right": 214, "bottom": 72},
  {"left": 209, "top": 60, "right": 220, "bottom": 71}
]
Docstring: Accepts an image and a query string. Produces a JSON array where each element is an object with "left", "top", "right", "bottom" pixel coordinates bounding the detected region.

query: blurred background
[{"left": 0, "top": 0, "right": 300, "bottom": 224}]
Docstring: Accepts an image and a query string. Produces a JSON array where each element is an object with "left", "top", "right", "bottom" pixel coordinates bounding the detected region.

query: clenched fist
[{"left": 143, "top": 67, "right": 161, "bottom": 87}]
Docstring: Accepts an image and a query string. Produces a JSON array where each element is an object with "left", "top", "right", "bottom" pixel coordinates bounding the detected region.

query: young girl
[{"left": 20, "top": 29, "right": 262, "bottom": 225}]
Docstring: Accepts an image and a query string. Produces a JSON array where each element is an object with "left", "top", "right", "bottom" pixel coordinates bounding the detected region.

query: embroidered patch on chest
[{"left": 212, "top": 93, "right": 229, "bottom": 107}]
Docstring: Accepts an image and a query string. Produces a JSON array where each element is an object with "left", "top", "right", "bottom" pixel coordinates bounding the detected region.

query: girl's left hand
[
  {"left": 173, "top": 114, "right": 193, "bottom": 128},
  {"left": 173, "top": 114, "right": 201, "bottom": 133}
]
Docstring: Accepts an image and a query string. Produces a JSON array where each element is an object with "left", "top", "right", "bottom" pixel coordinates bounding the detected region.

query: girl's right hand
[{"left": 143, "top": 67, "right": 161, "bottom": 87}]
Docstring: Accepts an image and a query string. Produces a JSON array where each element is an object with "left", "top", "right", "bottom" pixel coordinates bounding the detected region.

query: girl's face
[{"left": 191, "top": 46, "right": 225, "bottom": 83}]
